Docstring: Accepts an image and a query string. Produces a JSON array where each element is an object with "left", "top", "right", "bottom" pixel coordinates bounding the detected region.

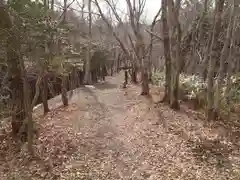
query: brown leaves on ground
[
  {"left": 0, "top": 104, "right": 81, "bottom": 180},
  {"left": 0, "top": 74, "right": 240, "bottom": 180}
]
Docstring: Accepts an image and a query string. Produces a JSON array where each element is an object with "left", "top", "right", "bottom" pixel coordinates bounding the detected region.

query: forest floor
[{"left": 1, "top": 73, "right": 240, "bottom": 180}]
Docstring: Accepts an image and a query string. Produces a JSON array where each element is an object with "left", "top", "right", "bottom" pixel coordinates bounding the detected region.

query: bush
[
  {"left": 152, "top": 71, "right": 240, "bottom": 110},
  {"left": 227, "top": 74, "right": 240, "bottom": 103},
  {"left": 152, "top": 72, "right": 206, "bottom": 104},
  {"left": 152, "top": 71, "right": 166, "bottom": 87},
  {"left": 179, "top": 74, "right": 206, "bottom": 100}
]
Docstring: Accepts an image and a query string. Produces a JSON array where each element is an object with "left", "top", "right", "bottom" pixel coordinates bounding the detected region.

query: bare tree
[
  {"left": 0, "top": 2, "right": 27, "bottom": 137},
  {"left": 44, "top": 0, "right": 48, "bottom": 8},
  {"left": 20, "top": 55, "right": 34, "bottom": 154},
  {"left": 99, "top": 0, "right": 138, "bottom": 83},
  {"left": 42, "top": 0, "right": 50, "bottom": 114},
  {"left": 41, "top": 69, "right": 50, "bottom": 114},
  {"left": 51, "top": 0, "right": 54, "bottom": 10},
  {"left": 94, "top": 0, "right": 150, "bottom": 95},
  {"left": 94, "top": 0, "right": 133, "bottom": 85},
  {"left": 161, "top": 0, "right": 172, "bottom": 104},
  {"left": 82, "top": 0, "right": 85, "bottom": 20},
  {"left": 1, "top": 2, "right": 35, "bottom": 152},
  {"left": 60, "top": 0, "right": 69, "bottom": 106},
  {"left": 167, "top": 0, "right": 182, "bottom": 110},
  {"left": 206, "top": 0, "right": 225, "bottom": 120},
  {"left": 198, "top": 0, "right": 209, "bottom": 48},
  {"left": 194, "top": 0, "right": 209, "bottom": 79},
  {"left": 225, "top": 25, "right": 237, "bottom": 119},
  {"left": 214, "top": 1, "right": 236, "bottom": 118},
  {"left": 63, "top": 0, "right": 68, "bottom": 22},
  {"left": 147, "top": 8, "right": 161, "bottom": 83},
  {"left": 83, "top": 0, "right": 93, "bottom": 84},
  {"left": 126, "top": 0, "right": 149, "bottom": 95}
]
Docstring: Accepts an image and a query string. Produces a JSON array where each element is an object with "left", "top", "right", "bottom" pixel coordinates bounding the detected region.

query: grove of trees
[{"left": 1, "top": 0, "right": 240, "bottom": 157}]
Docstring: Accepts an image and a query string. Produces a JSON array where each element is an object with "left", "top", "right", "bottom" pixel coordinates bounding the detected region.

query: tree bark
[
  {"left": 161, "top": 0, "right": 172, "bottom": 104},
  {"left": 148, "top": 8, "right": 161, "bottom": 84},
  {"left": 131, "top": 64, "right": 137, "bottom": 83},
  {"left": 42, "top": 0, "right": 50, "bottom": 114},
  {"left": 225, "top": 51, "right": 235, "bottom": 120},
  {"left": 51, "top": 0, "right": 54, "bottom": 10},
  {"left": 61, "top": 74, "right": 68, "bottom": 107},
  {"left": 126, "top": 0, "right": 149, "bottom": 95},
  {"left": 168, "top": 0, "right": 181, "bottom": 110},
  {"left": 122, "top": 69, "right": 128, "bottom": 88},
  {"left": 0, "top": 4, "right": 27, "bottom": 137},
  {"left": 141, "top": 70, "right": 149, "bottom": 95},
  {"left": 139, "top": 40, "right": 149, "bottom": 96},
  {"left": 201, "top": 35, "right": 212, "bottom": 80},
  {"left": 214, "top": 2, "right": 235, "bottom": 118},
  {"left": 206, "top": 0, "right": 225, "bottom": 120},
  {"left": 84, "top": 0, "right": 92, "bottom": 84},
  {"left": 197, "top": 0, "right": 209, "bottom": 48},
  {"left": 20, "top": 57, "right": 34, "bottom": 154},
  {"left": 41, "top": 73, "right": 50, "bottom": 114},
  {"left": 63, "top": 0, "right": 67, "bottom": 22}
]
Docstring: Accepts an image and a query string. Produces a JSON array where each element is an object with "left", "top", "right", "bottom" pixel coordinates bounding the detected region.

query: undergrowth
[{"left": 152, "top": 71, "right": 240, "bottom": 111}]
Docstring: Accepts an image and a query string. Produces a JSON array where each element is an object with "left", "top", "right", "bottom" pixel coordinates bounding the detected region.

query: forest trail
[{"left": 1, "top": 73, "right": 239, "bottom": 180}]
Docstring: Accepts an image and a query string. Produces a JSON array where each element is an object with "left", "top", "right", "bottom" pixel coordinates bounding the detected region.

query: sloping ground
[{"left": 0, "top": 73, "right": 240, "bottom": 180}]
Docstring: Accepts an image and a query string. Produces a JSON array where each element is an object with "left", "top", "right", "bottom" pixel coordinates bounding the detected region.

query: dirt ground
[{"left": 0, "top": 73, "right": 240, "bottom": 180}]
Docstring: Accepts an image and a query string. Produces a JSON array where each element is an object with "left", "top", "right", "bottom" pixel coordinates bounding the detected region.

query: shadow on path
[{"left": 93, "top": 81, "right": 118, "bottom": 90}]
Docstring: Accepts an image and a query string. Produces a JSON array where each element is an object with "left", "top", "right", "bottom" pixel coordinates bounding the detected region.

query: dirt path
[
  {"left": 64, "top": 76, "right": 151, "bottom": 179},
  {"left": 58, "top": 74, "right": 238, "bottom": 180},
  {"left": 1, "top": 74, "right": 239, "bottom": 180}
]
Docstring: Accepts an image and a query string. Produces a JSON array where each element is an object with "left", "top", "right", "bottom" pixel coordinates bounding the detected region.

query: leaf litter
[{"left": 0, "top": 74, "right": 240, "bottom": 180}]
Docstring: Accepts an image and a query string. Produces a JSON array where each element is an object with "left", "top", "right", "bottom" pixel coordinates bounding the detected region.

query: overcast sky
[
  {"left": 66, "top": 0, "right": 161, "bottom": 24},
  {"left": 114, "top": 0, "right": 161, "bottom": 23}
]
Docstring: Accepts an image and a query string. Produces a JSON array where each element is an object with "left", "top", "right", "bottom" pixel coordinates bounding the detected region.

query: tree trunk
[
  {"left": 41, "top": 73, "right": 50, "bottom": 114},
  {"left": 170, "top": 28, "right": 181, "bottom": 110},
  {"left": 42, "top": 0, "right": 50, "bottom": 114},
  {"left": 123, "top": 69, "right": 128, "bottom": 88},
  {"left": 110, "top": 64, "right": 113, "bottom": 76},
  {"left": 161, "top": 0, "right": 172, "bottom": 104},
  {"left": 170, "top": 70, "right": 180, "bottom": 110},
  {"left": 84, "top": 0, "right": 92, "bottom": 84},
  {"left": 201, "top": 36, "right": 212, "bottom": 80},
  {"left": 148, "top": 8, "right": 161, "bottom": 84},
  {"left": 61, "top": 74, "right": 68, "bottom": 107},
  {"left": 20, "top": 59, "right": 34, "bottom": 154},
  {"left": 125, "top": 70, "right": 128, "bottom": 84},
  {"left": 11, "top": 77, "right": 26, "bottom": 138},
  {"left": 206, "top": 0, "right": 225, "bottom": 120},
  {"left": 139, "top": 47, "right": 149, "bottom": 96},
  {"left": 141, "top": 69, "right": 149, "bottom": 95},
  {"left": 70, "top": 67, "right": 76, "bottom": 89},
  {"left": 0, "top": 4, "right": 27, "bottom": 137},
  {"left": 168, "top": 0, "right": 181, "bottom": 110},
  {"left": 225, "top": 51, "right": 235, "bottom": 120},
  {"left": 102, "top": 65, "right": 107, "bottom": 81},
  {"left": 214, "top": 3, "right": 235, "bottom": 118},
  {"left": 131, "top": 63, "right": 137, "bottom": 83},
  {"left": 51, "top": 0, "right": 54, "bottom": 10},
  {"left": 117, "top": 53, "right": 121, "bottom": 72},
  {"left": 63, "top": 0, "right": 67, "bottom": 22},
  {"left": 197, "top": 0, "right": 209, "bottom": 48}
]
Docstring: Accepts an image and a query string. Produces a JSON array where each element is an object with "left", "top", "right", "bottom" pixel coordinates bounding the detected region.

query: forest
[{"left": 0, "top": 0, "right": 240, "bottom": 179}]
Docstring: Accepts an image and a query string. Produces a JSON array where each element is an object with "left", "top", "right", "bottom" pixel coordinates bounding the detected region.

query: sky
[
  {"left": 65, "top": 0, "right": 161, "bottom": 24},
  {"left": 114, "top": 0, "right": 161, "bottom": 23}
]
